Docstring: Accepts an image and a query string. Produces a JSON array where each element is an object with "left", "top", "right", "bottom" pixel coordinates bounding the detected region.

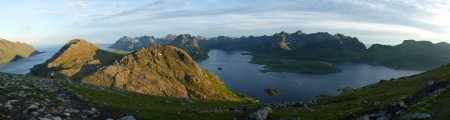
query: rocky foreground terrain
[
  {"left": 0, "top": 72, "right": 269, "bottom": 120},
  {"left": 0, "top": 72, "right": 135, "bottom": 120}
]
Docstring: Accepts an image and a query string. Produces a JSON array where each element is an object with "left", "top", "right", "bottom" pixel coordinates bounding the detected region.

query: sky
[{"left": 0, "top": 0, "right": 449, "bottom": 45}]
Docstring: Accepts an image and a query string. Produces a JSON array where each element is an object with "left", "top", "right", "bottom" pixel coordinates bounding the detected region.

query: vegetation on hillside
[
  {"left": 268, "top": 64, "right": 450, "bottom": 119},
  {"left": 248, "top": 53, "right": 340, "bottom": 74},
  {"left": 67, "top": 82, "right": 259, "bottom": 120}
]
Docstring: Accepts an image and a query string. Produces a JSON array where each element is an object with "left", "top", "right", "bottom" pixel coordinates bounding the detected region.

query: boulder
[
  {"left": 118, "top": 116, "right": 136, "bottom": 120},
  {"left": 400, "top": 113, "right": 431, "bottom": 119},
  {"left": 246, "top": 106, "right": 273, "bottom": 120}
]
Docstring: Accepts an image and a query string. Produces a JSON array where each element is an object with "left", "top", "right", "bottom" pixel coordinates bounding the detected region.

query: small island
[
  {"left": 248, "top": 53, "right": 340, "bottom": 74},
  {"left": 217, "top": 67, "right": 223, "bottom": 71},
  {"left": 265, "top": 88, "right": 280, "bottom": 96}
]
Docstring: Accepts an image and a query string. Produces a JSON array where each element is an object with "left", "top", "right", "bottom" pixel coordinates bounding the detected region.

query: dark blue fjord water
[
  {"left": 198, "top": 50, "right": 423, "bottom": 102},
  {"left": 0, "top": 45, "right": 423, "bottom": 102}
]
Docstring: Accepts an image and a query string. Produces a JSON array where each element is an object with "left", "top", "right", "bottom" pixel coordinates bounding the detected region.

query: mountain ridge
[{"left": 0, "top": 38, "right": 39, "bottom": 64}]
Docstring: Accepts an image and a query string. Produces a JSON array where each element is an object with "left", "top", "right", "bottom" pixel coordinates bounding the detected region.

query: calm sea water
[
  {"left": 0, "top": 45, "right": 423, "bottom": 102},
  {"left": 198, "top": 50, "right": 423, "bottom": 102}
]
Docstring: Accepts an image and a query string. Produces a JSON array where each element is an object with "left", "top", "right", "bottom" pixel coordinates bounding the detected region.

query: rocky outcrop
[
  {"left": 31, "top": 40, "right": 243, "bottom": 101},
  {"left": 245, "top": 105, "right": 273, "bottom": 120},
  {"left": 0, "top": 38, "right": 38, "bottom": 64},
  {"left": 82, "top": 45, "right": 242, "bottom": 101},
  {"left": 169, "top": 34, "right": 208, "bottom": 60}
]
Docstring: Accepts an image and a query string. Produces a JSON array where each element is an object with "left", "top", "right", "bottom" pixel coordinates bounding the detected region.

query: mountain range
[{"left": 109, "top": 30, "right": 450, "bottom": 71}]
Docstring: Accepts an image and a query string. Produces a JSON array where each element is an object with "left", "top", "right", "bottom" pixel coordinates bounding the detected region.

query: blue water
[
  {"left": 198, "top": 50, "right": 423, "bottom": 102},
  {"left": 0, "top": 45, "right": 423, "bottom": 102}
]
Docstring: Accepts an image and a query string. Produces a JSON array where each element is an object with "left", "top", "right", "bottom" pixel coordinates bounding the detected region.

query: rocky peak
[
  {"left": 294, "top": 30, "right": 304, "bottom": 35},
  {"left": 165, "top": 34, "right": 177, "bottom": 40},
  {"left": 174, "top": 34, "right": 192, "bottom": 42}
]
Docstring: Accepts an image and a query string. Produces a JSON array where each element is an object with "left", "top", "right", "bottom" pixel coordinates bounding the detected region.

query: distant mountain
[
  {"left": 202, "top": 31, "right": 366, "bottom": 60},
  {"left": 0, "top": 38, "right": 38, "bottom": 64},
  {"left": 169, "top": 34, "right": 209, "bottom": 60},
  {"left": 361, "top": 40, "right": 450, "bottom": 70},
  {"left": 30, "top": 39, "right": 244, "bottom": 101},
  {"left": 108, "top": 36, "right": 167, "bottom": 51},
  {"left": 110, "top": 30, "right": 367, "bottom": 60},
  {"left": 109, "top": 34, "right": 208, "bottom": 60}
]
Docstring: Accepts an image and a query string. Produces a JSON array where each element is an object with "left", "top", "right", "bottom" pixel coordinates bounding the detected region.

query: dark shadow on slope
[{"left": 70, "top": 49, "right": 124, "bottom": 81}]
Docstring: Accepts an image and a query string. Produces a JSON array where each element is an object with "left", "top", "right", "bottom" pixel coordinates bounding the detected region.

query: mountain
[
  {"left": 30, "top": 39, "right": 244, "bottom": 101},
  {"left": 82, "top": 45, "right": 241, "bottom": 101},
  {"left": 30, "top": 39, "right": 124, "bottom": 80},
  {"left": 361, "top": 40, "right": 450, "bottom": 70},
  {"left": 169, "top": 34, "right": 209, "bottom": 60},
  {"left": 0, "top": 38, "right": 38, "bottom": 64},
  {"left": 108, "top": 36, "right": 166, "bottom": 51},
  {"left": 109, "top": 34, "right": 208, "bottom": 60}
]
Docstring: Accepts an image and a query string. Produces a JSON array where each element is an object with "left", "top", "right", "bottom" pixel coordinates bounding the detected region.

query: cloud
[
  {"left": 67, "top": 1, "right": 88, "bottom": 9},
  {"left": 0, "top": 0, "right": 449, "bottom": 45}
]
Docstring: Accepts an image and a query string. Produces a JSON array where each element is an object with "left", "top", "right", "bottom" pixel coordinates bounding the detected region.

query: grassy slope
[
  {"left": 67, "top": 83, "right": 258, "bottom": 120},
  {"left": 247, "top": 53, "right": 340, "bottom": 74},
  {"left": 405, "top": 88, "right": 450, "bottom": 119},
  {"left": 269, "top": 64, "right": 450, "bottom": 119}
]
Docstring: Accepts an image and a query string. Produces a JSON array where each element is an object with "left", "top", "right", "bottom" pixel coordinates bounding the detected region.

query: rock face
[
  {"left": 0, "top": 38, "right": 38, "bottom": 64},
  {"left": 82, "top": 45, "right": 242, "bottom": 101},
  {"left": 31, "top": 40, "right": 243, "bottom": 101},
  {"left": 169, "top": 34, "right": 208, "bottom": 60},
  {"left": 109, "top": 36, "right": 165, "bottom": 51},
  {"left": 30, "top": 39, "right": 124, "bottom": 80}
]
